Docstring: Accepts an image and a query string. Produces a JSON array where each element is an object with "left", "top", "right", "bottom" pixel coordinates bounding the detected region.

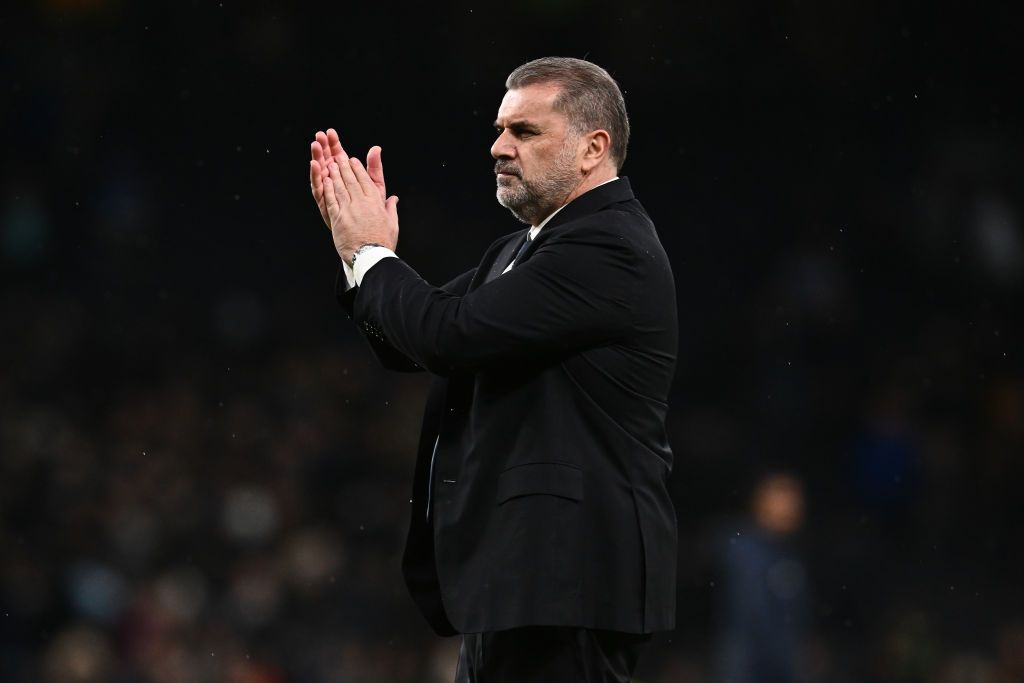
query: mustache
[{"left": 494, "top": 162, "right": 521, "bottom": 176}]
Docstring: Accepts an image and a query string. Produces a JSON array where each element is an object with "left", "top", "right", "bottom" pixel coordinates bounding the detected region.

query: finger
[
  {"left": 319, "top": 154, "right": 331, "bottom": 184},
  {"left": 311, "top": 160, "right": 327, "bottom": 205},
  {"left": 337, "top": 155, "right": 365, "bottom": 197},
  {"left": 310, "top": 159, "right": 323, "bottom": 200},
  {"left": 326, "top": 128, "right": 349, "bottom": 164},
  {"left": 322, "top": 161, "right": 339, "bottom": 211},
  {"left": 312, "top": 161, "right": 333, "bottom": 227},
  {"left": 328, "top": 161, "right": 352, "bottom": 204},
  {"left": 366, "top": 145, "right": 386, "bottom": 200},
  {"left": 315, "top": 141, "right": 334, "bottom": 185},
  {"left": 349, "top": 157, "right": 379, "bottom": 198},
  {"left": 315, "top": 131, "right": 337, "bottom": 173},
  {"left": 386, "top": 195, "right": 400, "bottom": 248}
]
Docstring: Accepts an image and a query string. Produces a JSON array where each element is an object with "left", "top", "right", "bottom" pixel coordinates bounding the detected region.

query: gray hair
[{"left": 505, "top": 57, "right": 630, "bottom": 171}]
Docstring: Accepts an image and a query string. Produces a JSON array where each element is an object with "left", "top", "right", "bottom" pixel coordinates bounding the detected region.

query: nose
[{"left": 490, "top": 129, "right": 516, "bottom": 160}]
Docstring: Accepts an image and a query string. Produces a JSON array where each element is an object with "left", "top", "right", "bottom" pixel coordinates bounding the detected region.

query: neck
[
  {"left": 531, "top": 167, "right": 618, "bottom": 228},
  {"left": 565, "top": 166, "right": 618, "bottom": 207}
]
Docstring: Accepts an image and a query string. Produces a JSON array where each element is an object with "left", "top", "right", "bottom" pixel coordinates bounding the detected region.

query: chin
[{"left": 495, "top": 187, "right": 519, "bottom": 207}]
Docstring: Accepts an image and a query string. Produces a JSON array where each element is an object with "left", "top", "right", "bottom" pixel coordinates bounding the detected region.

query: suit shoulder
[
  {"left": 566, "top": 199, "right": 652, "bottom": 229},
  {"left": 605, "top": 198, "right": 655, "bottom": 227},
  {"left": 556, "top": 201, "right": 657, "bottom": 246}
]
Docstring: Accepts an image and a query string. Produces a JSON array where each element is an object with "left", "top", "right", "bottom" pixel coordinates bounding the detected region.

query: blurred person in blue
[
  {"left": 713, "top": 472, "right": 810, "bottom": 683},
  {"left": 308, "top": 57, "right": 678, "bottom": 681}
]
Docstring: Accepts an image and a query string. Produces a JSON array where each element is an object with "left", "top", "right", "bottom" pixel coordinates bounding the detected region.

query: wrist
[{"left": 349, "top": 242, "right": 387, "bottom": 269}]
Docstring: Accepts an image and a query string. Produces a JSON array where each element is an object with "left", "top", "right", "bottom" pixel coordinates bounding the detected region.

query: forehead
[{"left": 495, "top": 83, "right": 565, "bottom": 124}]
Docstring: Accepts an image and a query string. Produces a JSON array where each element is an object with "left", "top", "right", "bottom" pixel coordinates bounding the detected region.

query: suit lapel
[
  {"left": 483, "top": 232, "right": 528, "bottom": 284},
  {"left": 468, "top": 230, "right": 523, "bottom": 292}
]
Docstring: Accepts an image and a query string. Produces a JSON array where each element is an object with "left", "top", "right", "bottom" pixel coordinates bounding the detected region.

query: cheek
[{"left": 521, "top": 144, "right": 558, "bottom": 174}]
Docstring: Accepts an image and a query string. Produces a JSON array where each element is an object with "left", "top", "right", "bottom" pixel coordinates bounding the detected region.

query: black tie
[{"left": 511, "top": 232, "right": 532, "bottom": 267}]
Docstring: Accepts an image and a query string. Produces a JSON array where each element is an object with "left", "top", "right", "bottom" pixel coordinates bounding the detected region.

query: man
[
  {"left": 309, "top": 57, "right": 677, "bottom": 681},
  {"left": 713, "top": 473, "right": 809, "bottom": 683}
]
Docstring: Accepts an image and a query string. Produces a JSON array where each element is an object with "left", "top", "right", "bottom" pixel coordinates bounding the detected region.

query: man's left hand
[{"left": 321, "top": 146, "right": 400, "bottom": 267}]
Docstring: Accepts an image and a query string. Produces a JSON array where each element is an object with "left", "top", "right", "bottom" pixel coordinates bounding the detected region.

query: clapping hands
[{"left": 309, "top": 128, "right": 399, "bottom": 266}]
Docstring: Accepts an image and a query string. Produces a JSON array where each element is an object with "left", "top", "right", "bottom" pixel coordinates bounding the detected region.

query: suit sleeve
[
  {"left": 337, "top": 264, "right": 478, "bottom": 372},
  {"left": 352, "top": 227, "right": 638, "bottom": 375}
]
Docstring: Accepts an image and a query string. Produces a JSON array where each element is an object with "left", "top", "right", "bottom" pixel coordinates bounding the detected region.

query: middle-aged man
[{"left": 308, "top": 57, "right": 678, "bottom": 681}]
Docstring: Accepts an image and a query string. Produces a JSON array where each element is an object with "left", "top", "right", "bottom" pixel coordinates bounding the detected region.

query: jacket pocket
[{"left": 496, "top": 462, "right": 583, "bottom": 504}]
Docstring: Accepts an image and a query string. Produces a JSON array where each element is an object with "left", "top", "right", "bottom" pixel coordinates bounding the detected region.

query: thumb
[
  {"left": 386, "top": 195, "right": 399, "bottom": 220},
  {"left": 367, "top": 146, "right": 386, "bottom": 199}
]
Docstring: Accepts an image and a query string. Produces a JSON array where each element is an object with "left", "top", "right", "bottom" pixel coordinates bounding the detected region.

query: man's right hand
[{"left": 310, "top": 129, "right": 389, "bottom": 230}]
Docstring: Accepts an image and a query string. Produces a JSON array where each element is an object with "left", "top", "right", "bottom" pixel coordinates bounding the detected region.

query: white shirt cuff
[
  {"left": 341, "top": 259, "right": 357, "bottom": 290},
  {"left": 353, "top": 246, "right": 398, "bottom": 286}
]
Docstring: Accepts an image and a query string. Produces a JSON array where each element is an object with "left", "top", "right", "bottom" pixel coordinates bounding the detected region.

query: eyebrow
[{"left": 494, "top": 119, "right": 542, "bottom": 133}]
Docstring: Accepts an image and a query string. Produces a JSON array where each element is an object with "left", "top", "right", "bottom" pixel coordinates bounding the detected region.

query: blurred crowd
[
  {"left": 2, "top": 307, "right": 1022, "bottom": 682},
  {"left": 4, "top": 1, "right": 1024, "bottom": 682},
  {"left": 1, "top": 323, "right": 455, "bottom": 682}
]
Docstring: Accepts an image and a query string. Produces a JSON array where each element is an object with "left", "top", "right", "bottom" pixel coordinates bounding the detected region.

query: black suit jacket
[{"left": 336, "top": 177, "right": 678, "bottom": 635}]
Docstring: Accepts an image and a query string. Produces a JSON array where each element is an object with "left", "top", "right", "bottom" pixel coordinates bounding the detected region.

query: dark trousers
[{"left": 454, "top": 626, "right": 651, "bottom": 682}]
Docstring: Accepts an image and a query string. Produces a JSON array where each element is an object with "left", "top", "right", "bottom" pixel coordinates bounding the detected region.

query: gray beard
[{"left": 496, "top": 146, "right": 579, "bottom": 226}]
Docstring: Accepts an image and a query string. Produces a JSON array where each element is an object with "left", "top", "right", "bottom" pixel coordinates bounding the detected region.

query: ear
[{"left": 579, "top": 129, "right": 611, "bottom": 174}]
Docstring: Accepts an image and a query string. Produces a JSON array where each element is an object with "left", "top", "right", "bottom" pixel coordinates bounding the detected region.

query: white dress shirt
[{"left": 340, "top": 177, "right": 620, "bottom": 289}]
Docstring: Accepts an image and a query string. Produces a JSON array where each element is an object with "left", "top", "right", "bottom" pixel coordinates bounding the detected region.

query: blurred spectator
[{"left": 712, "top": 473, "right": 810, "bottom": 683}]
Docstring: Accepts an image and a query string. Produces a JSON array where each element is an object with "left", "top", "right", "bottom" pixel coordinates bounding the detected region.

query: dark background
[{"left": 2, "top": 1, "right": 1022, "bottom": 681}]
